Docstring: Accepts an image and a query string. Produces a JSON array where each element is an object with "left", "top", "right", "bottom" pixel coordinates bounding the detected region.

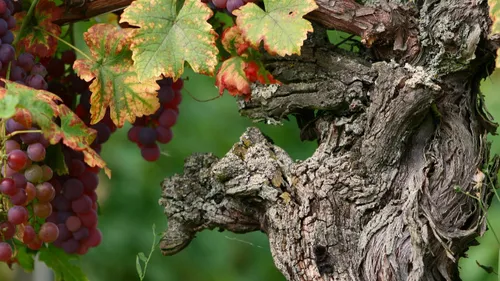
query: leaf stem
[
  {"left": 6, "top": 129, "right": 42, "bottom": 139},
  {"left": 13, "top": 0, "right": 40, "bottom": 47},
  {"left": 34, "top": 27, "right": 93, "bottom": 61}
]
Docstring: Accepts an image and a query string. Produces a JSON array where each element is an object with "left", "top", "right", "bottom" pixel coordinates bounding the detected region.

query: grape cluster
[
  {"left": 127, "top": 77, "right": 182, "bottom": 162},
  {"left": 0, "top": 0, "right": 20, "bottom": 83},
  {"left": 201, "top": 0, "right": 260, "bottom": 14}
]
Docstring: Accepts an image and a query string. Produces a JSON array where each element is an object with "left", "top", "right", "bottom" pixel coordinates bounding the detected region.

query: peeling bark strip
[{"left": 159, "top": 0, "right": 500, "bottom": 279}]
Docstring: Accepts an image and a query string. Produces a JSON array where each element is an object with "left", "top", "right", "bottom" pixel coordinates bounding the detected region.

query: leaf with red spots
[
  {"left": 13, "top": 0, "right": 63, "bottom": 57},
  {"left": 0, "top": 80, "right": 110, "bottom": 177},
  {"left": 73, "top": 24, "right": 160, "bottom": 128},
  {"left": 234, "top": 0, "right": 317, "bottom": 56},
  {"left": 216, "top": 26, "right": 279, "bottom": 97},
  {"left": 119, "top": 0, "right": 218, "bottom": 81},
  {"left": 489, "top": 0, "right": 500, "bottom": 67}
]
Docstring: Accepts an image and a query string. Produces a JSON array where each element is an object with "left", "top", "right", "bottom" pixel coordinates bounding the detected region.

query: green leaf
[
  {"left": 234, "top": 0, "right": 318, "bottom": 56},
  {"left": 489, "top": 0, "right": 500, "bottom": 67},
  {"left": 73, "top": 23, "right": 160, "bottom": 128},
  {"left": 136, "top": 256, "right": 143, "bottom": 278},
  {"left": 38, "top": 245, "right": 89, "bottom": 281},
  {"left": 138, "top": 252, "right": 147, "bottom": 262},
  {"left": 0, "top": 94, "right": 19, "bottom": 118},
  {"left": 120, "top": 0, "right": 219, "bottom": 81},
  {"left": 14, "top": 245, "right": 35, "bottom": 272}
]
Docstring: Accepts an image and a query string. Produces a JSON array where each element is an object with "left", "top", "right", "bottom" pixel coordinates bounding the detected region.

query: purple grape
[
  {"left": 1, "top": 30, "right": 13, "bottom": 44},
  {"left": 10, "top": 66, "right": 26, "bottom": 81},
  {"left": 138, "top": 127, "right": 157, "bottom": 146},
  {"left": 62, "top": 178, "right": 84, "bottom": 200},
  {"left": 30, "top": 63, "right": 48, "bottom": 77},
  {"left": 0, "top": 43, "right": 14, "bottom": 63},
  {"left": 227, "top": 0, "right": 245, "bottom": 13},
  {"left": 0, "top": 18, "right": 7, "bottom": 35},
  {"left": 17, "top": 53, "right": 34, "bottom": 72},
  {"left": 25, "top": 74, "right": 48, "bottom": 90}
]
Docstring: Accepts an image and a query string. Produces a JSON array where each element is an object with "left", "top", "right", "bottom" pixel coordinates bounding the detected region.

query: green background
[{"left": 1, "top": 17, "right": 500, "bottom": 281}]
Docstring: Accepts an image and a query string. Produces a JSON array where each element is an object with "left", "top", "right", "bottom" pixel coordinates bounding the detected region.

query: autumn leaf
[
  {"left": 234, "top": 0, "right": 318, "bottom": 56},
  {"left": 0, "top": 80, "right": 110, "bottom": 177},
  {"left": 13, "top": 0, "right": 63, "bottom": 57},
  {"left": 216, "top": 56, "right": 251, "bottom": 96},
  {"left": 489, "top": 0, "right": 500, "bottom": 67},
  {"left": 73, "top": 24, "right": 160, "bottom": 128},
  {"left": 221, "top": 26, "right": 251, "bottom": 56},
  {"left": 120, "top": 0, "right": 219, "bottom": 81}
]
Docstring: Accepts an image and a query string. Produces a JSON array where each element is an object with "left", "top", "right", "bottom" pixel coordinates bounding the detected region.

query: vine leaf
[
  {"left": 216, "top": 26, "right": 279, "bottom": 97},
  {"left": 38, "top": 245, "right": 89, "bottom": 281},
  {"left": 0, "top": 80, "right": 110, "bottom": 177},
  {"left": 489, "top": 0, "right": 500, "bottom": 67},
  {"left": 119, "top": 0, "right": 218, "bottom": 81},
  {"left": 73, "top": 24, "right": 160, "bottom": 128},
  {"left": 13, "top": 0, "right": 63, "bottom": 57},
  {"left": 234, "top": 0, "right": 318, "bottom": 56}
]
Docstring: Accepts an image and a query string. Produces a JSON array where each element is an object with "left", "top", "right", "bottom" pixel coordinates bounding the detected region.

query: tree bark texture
[{"left": 61, "top": 0, "right": 496, "bottom": 280}]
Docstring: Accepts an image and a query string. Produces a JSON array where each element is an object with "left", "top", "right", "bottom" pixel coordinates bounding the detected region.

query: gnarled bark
[{"left": 158, "top": 0, "right": 500, "bottom": 280}]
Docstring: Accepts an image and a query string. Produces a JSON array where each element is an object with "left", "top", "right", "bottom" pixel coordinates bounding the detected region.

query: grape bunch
[
  {"left": 201, "top": 0, "right": 260, "bottom": 14},
  {"left": 0, "top": 116, "right": 101, "bottom": 262},
  {"left": 0, "top": 0, "right": 21, "bottom": 83},
  {"left": 127, "top": 76, "right": 182, "bottom": 162}
]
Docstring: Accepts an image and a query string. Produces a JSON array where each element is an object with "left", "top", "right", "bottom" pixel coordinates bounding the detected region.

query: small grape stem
[
  {"left": 34, "top": 27, "right": 93, "bottom": 61},
  {"left": 12, "top": 0, "right": 40, "bottom": 47},
  {"left": 6, "top": 129, "right": 43, "bottom": 139},
  {"left": 183, "top": 86, "right": 221, "bottom": 102}
]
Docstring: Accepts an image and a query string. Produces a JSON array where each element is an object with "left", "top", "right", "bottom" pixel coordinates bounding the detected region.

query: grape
[
  {"left": 72, "top": 195, "right": 92, "bottom": 214},
  {"left": 27, "top": 143, "right": 46, "bottom": 162},
  {"left": 141, "top": 145, "right": 160, "bottom": 162},
  {"left": 30, "top": 63, "right": 48, "bottom": 77},
  {"left": 127, "top": 126, "right": 141, "bottom": 143},
  {"left": 0, "top": 43, "right": 13, "bottom": 63},
  {"left": 6, "top": 118, "right": 25, "bottom": 133},
  {"left": 57, "top": 212, "right": 72, "bottom": 223},
  {"left": 227, "top": 0, "right": 245, "bottom": 12},
  {"left": 79, "top": 170, "right": 99, "bottom": 193},
  {"left": 158, "top": 109, "right": 178, "bottom": 128},
  {"left": 0, "top": 178, "right": 16, "bottom": 196},
  {"left": 22, "top": 225, "right": 36, "bottom": 244},
  {"left": 17, "top": 53, "right": 34, "bottom": 72},
  {"left": 77, "top": 245, "right": 89, "bottom": 255},
  {"left": 47, "top": 58, "right": 65, "bottom": 78},
  {"left": 138, "top": 127, "right": 157, "bottom": 146},
  {"left": 1, "top": 30, "right": 13, "bottom": 44},
  {"left": 52, "top": 195, "right": 71, "bottom": 212},
  {"left": 39, "top": 222, "right": 59, "bottom": 243},
  {"left": 10, "top": 65, "right": 26, "bottom": 81},
  {"left": 41, "top": 165, "right": 53, "bottom": 181},
  {"left": 78, "top": 210, "right": 97, "bottom": 228},
  {"left": 25, "top": 182, "right": 36, "bottom": 203},
  {"left": 212, "top": 0, "right": 227, "bottom": 8},
  {"left": 20, "top": 130, "right": 42, "bottom": 144},
  {"left": 66, "top": 216, "right": 82, "bottom": 232},
  {"left": 92, "top": 122, "right": 111, "bottom": 143},
  {"left": 0, "top": 242, "right": 12, "bottom": 261},
  {"left": 36, "top": 182, "right": 55, "bottom": 202},
  {"left": 57, "top": 223, "right": 72, "bottom": 242},
  {"left": 73, "top": 227, "right": 89, "bottom": 241},
  {"left": 62, "top": 178, "right": 84, "bottom": 200},
  {"left": 6, "top": 16, "right": 14, "bottom": 29},
  {"left": 0, "top": 1, "right": 6, "bottom": 15},
  {"left": 155, "top": 126, "right": 173, "bottom": 144},
  {"left": 83, "top": 228, "right": 102, "bottom": 247},
  {"left": 7, "top": 149, "right": 28, "bottom": 171},
  {"left": 25, "top": 74, "right": 48, "bottom": 90},
  {"left": 5, "top": 139, "right": 20, "bottom": 153},
  {"left": 172, "top": 78, "right": 184, "bottom": 91},
  {"left": 0, "top": 221, "right": 15, "bottom": 240},
  {"left": 69, "top": 159, "right": 86, "bottom": 177},
  {"left": 62, "top": 50, "right": 76, "bottom": 65},
  {"left": 34, "top": 202, "right": 52, "bottom": 218},
  {"left": 158, "top": 86, "right": 174, "bottom": 103},
  {"left": 11, "top": 172, "right": 27, "bottom": 189},
  {"left": 10, "top": 188, "right": 26, "bottom": 205},
  {"left": 24, "top": 164, "right": 43, "bottom": 183},
  {"left": 62, "top": 239, "right": 79, "bottom": 254},
  {"left": 7, "top": 206, "right": 28, "bottom": 225}
]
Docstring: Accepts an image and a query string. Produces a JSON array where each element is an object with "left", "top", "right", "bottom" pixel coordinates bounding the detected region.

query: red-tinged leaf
[
  {"left": 12, "top": 108, "right": 32, "bottom": 128},
  {"left": 216, "top": 56, "right": 251, "bottom": 97},
  {"left": 73, "top": 24, "right": 160, "bottom": 127},
  {"left": 234, "top": 0, "right": 317, "bottom": 56},
  {"left": 120, "top": 0, "right": 219, "bottom": 81},
  {"left": 0, "top": 80, "right": 111, "bottom": 177},
  {"left": 13, "top": 0, "right": 63, "bottom": 57},
  {"left": 221, "top": 26, "right": 252, "bottom": 56}
]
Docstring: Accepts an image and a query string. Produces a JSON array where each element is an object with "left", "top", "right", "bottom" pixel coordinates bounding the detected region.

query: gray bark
[{"left": 158, "top": 0, "right": 500, "bottom": 280}]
